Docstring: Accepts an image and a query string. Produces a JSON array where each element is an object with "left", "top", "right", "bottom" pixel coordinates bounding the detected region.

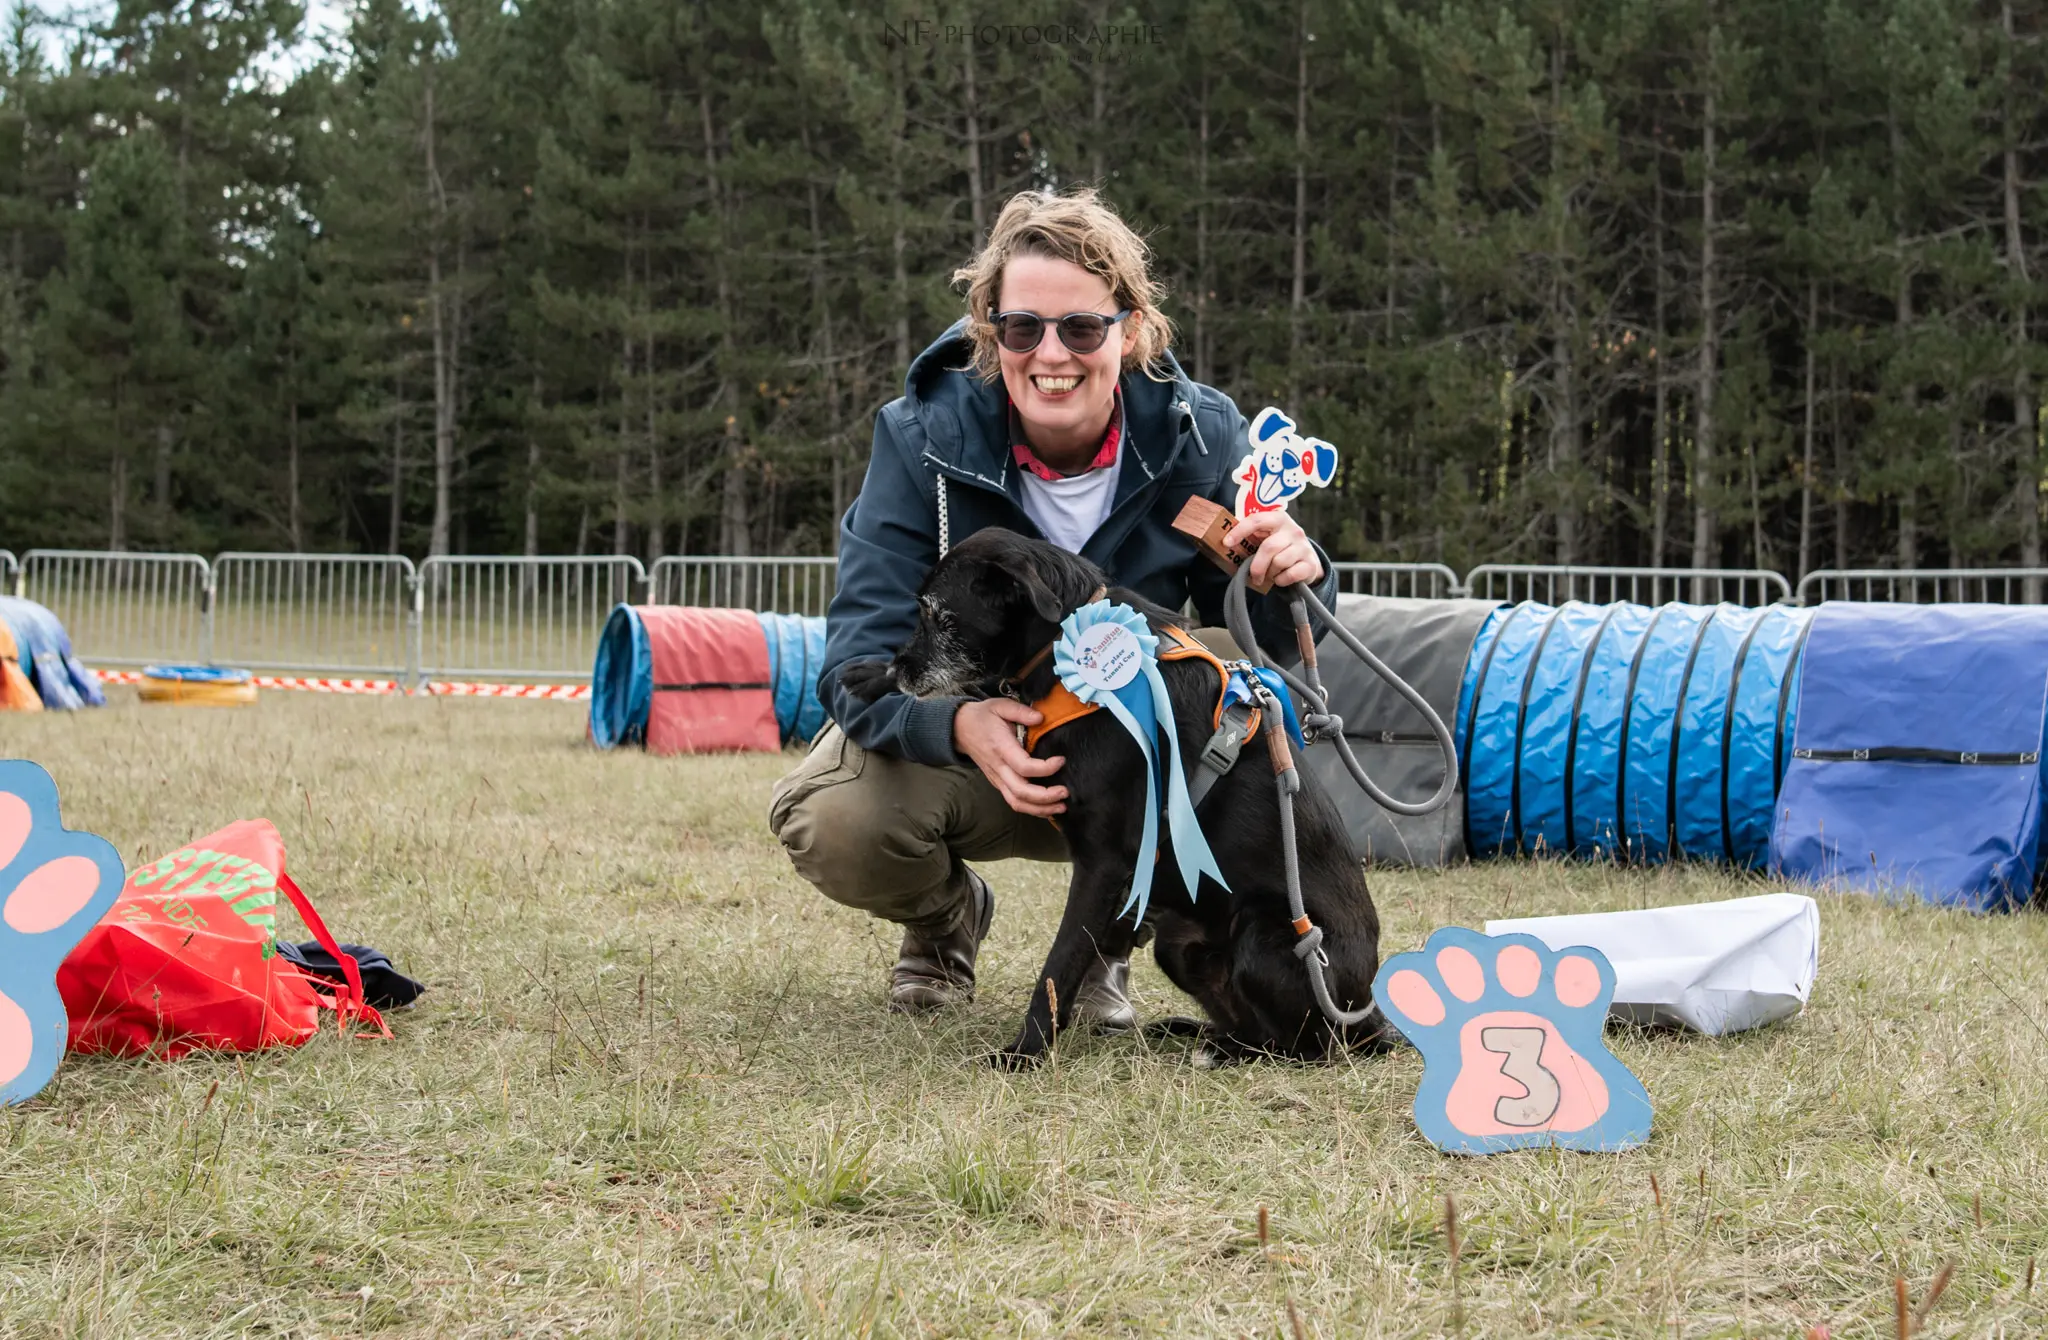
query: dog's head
[{"left": 843, "top": 529, "right": 1110, "bottom": 703}]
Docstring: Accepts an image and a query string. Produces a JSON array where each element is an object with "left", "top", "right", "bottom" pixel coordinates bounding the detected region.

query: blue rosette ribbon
[{"left": 1052, "top": 600, "right": 1230, "bottom": 925}]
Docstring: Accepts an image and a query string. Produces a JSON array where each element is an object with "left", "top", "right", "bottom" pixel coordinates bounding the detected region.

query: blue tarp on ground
[
  {"left": 0, "top": 596, "right": 103, "bottom": 709},
  {"left": 1457, "top": 600, "right": 1814, "bottom": 866},
  {"left": 1771, "top": 603, "right": 2048, "bottom": 912}
]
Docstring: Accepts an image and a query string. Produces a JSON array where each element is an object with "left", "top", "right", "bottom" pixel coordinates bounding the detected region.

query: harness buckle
[{"left": 1199, "top": 704, "right": 1256, "bottom": 776}]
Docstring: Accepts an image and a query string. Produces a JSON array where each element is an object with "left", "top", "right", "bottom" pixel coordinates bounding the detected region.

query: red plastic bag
[{"left": 56, "top": 819, "right": 387, "bottom": 1057}]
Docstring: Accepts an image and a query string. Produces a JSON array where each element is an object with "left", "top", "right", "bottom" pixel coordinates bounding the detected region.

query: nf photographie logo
[{"left": 884, "top": 18, "right": 1166, "bottom": 48}]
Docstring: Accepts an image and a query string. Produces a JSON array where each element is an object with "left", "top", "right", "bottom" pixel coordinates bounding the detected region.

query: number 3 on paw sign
[{"left": 1371, "top": 927, "right": 1653, "bottom": 1155}]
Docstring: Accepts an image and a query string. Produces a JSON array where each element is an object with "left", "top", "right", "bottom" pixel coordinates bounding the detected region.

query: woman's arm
[{"left": 817, "top": 405, "right": 971, "bottom": 766}]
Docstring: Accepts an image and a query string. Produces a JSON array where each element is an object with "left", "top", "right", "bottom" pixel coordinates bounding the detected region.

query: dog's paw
[
  {"left": 837, "top": 660, "right": 895, "bottom": 704},
  {"left": 1372, "top": 928, "right": 1652, "bottom": 1154},
  {"left": 1192, "top": 1041, "right": 1248, "bottom": 1070},
  {"left": 982, "top": 1047, "right": 1044, "bottom": 1072},
  {"left": 0, "top": 761, "right": 124, "bottom": 1107}
]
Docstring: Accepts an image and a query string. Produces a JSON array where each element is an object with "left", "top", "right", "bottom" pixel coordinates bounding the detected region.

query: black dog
[{"left": 842, "top": 528, "right": 1383, "bottom": 1068}]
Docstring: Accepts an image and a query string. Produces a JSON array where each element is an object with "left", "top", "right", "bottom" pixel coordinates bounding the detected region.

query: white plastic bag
[{"left": 1485, "top": 892, "right": 1819, "bottom": 1036}]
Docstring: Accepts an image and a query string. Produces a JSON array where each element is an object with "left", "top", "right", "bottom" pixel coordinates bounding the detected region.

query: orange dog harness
[{"left": 1022, "top": 625, "right": 1263, "bottom": 754}]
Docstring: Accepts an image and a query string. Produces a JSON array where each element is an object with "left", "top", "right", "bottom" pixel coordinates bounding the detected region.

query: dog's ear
[{"left": 1017, "top": 562, "right": 1073, "bottom": 626}]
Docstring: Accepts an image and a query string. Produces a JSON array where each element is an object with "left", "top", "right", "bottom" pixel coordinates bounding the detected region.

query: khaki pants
[{"left": 768, "top": 723, "right": 1070, "bottom": 936}]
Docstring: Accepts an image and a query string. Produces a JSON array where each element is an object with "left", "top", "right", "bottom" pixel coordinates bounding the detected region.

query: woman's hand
[
  {"left": 1224, "top": 509, "right": 1325, "bottom": 593},
  {"left": 954, "top": 698, "right": 1068, "bottom": 817}
]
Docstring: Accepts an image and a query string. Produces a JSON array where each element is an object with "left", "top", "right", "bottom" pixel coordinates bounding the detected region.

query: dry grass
[{"left": 2, "top": 690, "right": 2045, "bottom": 1338}]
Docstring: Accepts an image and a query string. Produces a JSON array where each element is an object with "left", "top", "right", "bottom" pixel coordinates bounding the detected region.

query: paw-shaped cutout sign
[
  {"left": 0, "top": 760, "right": 123, "bottom": 1106},
  {"left": 1372, "top": 928, "right": 1652, "bottom": 1155}
]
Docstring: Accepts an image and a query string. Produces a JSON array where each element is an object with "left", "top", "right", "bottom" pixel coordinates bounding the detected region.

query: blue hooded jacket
[{"left": 823, "top": 320, "right": 1341, "bottom": 765}]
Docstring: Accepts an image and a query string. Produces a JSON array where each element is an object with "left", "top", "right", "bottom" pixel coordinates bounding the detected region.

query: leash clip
[{"left": 994, "top": 678, "right": 1030, "bottom": 746}]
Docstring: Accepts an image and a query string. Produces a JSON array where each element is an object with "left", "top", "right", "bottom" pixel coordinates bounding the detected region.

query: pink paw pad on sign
[
  {"left": 1373, "top": 928, "right": 1652, "bottom": 1155},
  {"left": 0, "top": 761, "right": 124, "bottom": 1106}
]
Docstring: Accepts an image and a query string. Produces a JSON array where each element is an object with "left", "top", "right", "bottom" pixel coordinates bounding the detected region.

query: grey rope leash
[
  {"left": 935, "top": 472, "right": 950, "bottom": 558},
  {"left": 1223, "top": 564, "right": 1459, "bottom": 816},
  {"left": 1221, "top": 562, "right": 1460, "bottom": 1032}
]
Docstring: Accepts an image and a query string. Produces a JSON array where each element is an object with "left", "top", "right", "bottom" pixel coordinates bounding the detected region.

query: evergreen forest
[{"left": 0, "top": 0, "right": 2043, "bottom": 578}]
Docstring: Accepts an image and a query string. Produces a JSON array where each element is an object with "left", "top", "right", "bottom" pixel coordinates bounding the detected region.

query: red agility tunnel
[
  {"left": 590, "top": 604, "right": 808, "bottom": 754},
  {"left": 643, "top": 606, "right": 779, "bottom": 754}
]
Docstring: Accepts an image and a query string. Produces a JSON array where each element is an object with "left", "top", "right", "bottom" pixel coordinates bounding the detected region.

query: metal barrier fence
[
  {"left": 211, "top": 553, "right": 417, "bottom": 677},
  {"left": 20, "top": 549, "right": 213, "bottom": 666},
  {"left": 0, "top": 550, "right": 16, "bottom": 593},
  {"left": 1462, "top": 564, "right": 1793, "bottom": 607},
  {"left": 649, "top": 555, "right": 838, "bottom": 616},
  {"left": 415, "top": 555, "right": 646, "bottom": 682},
  {"left": 1795, "top": 568, "right": 2048, "bottom": 606},
  {"left": 1330, "top": 561, "right": 1464, "bottom": 599},
  {"left": 30, "top": 546, "right": 2048, "bottom": 686}
]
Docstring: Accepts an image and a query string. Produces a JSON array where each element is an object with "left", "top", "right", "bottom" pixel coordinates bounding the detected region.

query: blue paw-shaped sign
[
  {"left": 1371, "top": 927, "right": 1652, "bottom": 1155},
  {"left": 0, "top": 760, "right": 123, "bottom": 1106}
]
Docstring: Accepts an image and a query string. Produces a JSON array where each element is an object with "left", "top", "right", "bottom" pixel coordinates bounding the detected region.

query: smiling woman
[{"left": 766, "top": 186, "right": 1341, "bottom": 1031}]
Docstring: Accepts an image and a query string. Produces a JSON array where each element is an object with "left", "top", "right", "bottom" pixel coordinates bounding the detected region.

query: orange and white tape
[
  {"left": 423, "top": 681, "right": 588, "bottom": 700},
  {"left": 258, "top": 676, "right": 401, "bottom": 694},
  {"left": 95, "top": 669, "right": 588, "bottom": 701}
]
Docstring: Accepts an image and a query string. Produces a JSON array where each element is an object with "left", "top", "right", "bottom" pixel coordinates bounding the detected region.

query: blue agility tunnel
[
  {"left": 1219, "top": 592, "right": 2048, "bottom": 912},
  {"left": 590, "top": 605, "right": 654, "bottom": 749},
  {"left": 757, "top": 612, "right": 828, "bottom": 746},
  {"left": 1771, "top": 603, "right": 2048, "bottom": 912},
  {"left": 1456, "top": 601, "right": 1814, "bottom": 866}
]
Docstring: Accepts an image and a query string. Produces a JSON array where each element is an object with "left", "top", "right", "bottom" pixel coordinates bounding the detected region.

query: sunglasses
[{"left": 989, "top": 308, "right": 1132, "bottom": 356}]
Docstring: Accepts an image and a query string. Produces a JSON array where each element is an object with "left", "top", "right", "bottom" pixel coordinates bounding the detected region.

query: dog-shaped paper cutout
[
  {"left": 0, "top": 760, "right": 124, "bottom": 1106},
  {"left": 1232, "top": 407, "right": 1339, "bottom": 520},
  {"left": 1372, "top": 927, "right": 1653, "bottom": 1155}
]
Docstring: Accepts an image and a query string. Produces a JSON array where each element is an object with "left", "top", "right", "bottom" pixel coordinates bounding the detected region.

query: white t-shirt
[{"left": 1019, "top": 450, "right": 1122, "bottom": 554}]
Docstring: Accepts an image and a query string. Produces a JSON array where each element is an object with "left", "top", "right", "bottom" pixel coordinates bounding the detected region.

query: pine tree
[{"left": 36, "top": 132, "right": 193, "bottom": 549}]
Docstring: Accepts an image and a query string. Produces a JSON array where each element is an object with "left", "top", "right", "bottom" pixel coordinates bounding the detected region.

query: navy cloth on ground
[
  {"left": 1770, "top": 602, "right": 2048, "bottom": 912},
  {"left": 275, "top": 941, "right": 427, "bottom": 1010},
  {"left": 1457, "top": 600, "right": 1813, "bottom": 866}
]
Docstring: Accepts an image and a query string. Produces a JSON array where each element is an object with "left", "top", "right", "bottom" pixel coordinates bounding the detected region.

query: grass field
[{"left": 3, "top": 690, "right": 2046, "bottom": 1338}]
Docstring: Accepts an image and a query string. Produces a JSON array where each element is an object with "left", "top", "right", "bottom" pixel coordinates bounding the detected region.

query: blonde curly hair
[{"left": 951, "top": 188, "right": 1174, "bottom": 382}]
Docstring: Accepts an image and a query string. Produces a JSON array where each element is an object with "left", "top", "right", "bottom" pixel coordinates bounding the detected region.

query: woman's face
[{"left": 994, "top": 253, "right": 1134, "bottom": 448}]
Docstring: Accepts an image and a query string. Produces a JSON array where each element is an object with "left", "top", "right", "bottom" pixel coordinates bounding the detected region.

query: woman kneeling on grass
[{"left": 768, "top": 188, "right": 1337, "bottom": 1025}]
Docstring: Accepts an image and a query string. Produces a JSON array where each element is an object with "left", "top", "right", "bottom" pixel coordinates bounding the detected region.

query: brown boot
[
  {"left": 1073, "top": 955, "right": 1137, "bottom": 1033},
  {"left": 888, "top": 869, "right": 995, "bottom": 1013}
]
